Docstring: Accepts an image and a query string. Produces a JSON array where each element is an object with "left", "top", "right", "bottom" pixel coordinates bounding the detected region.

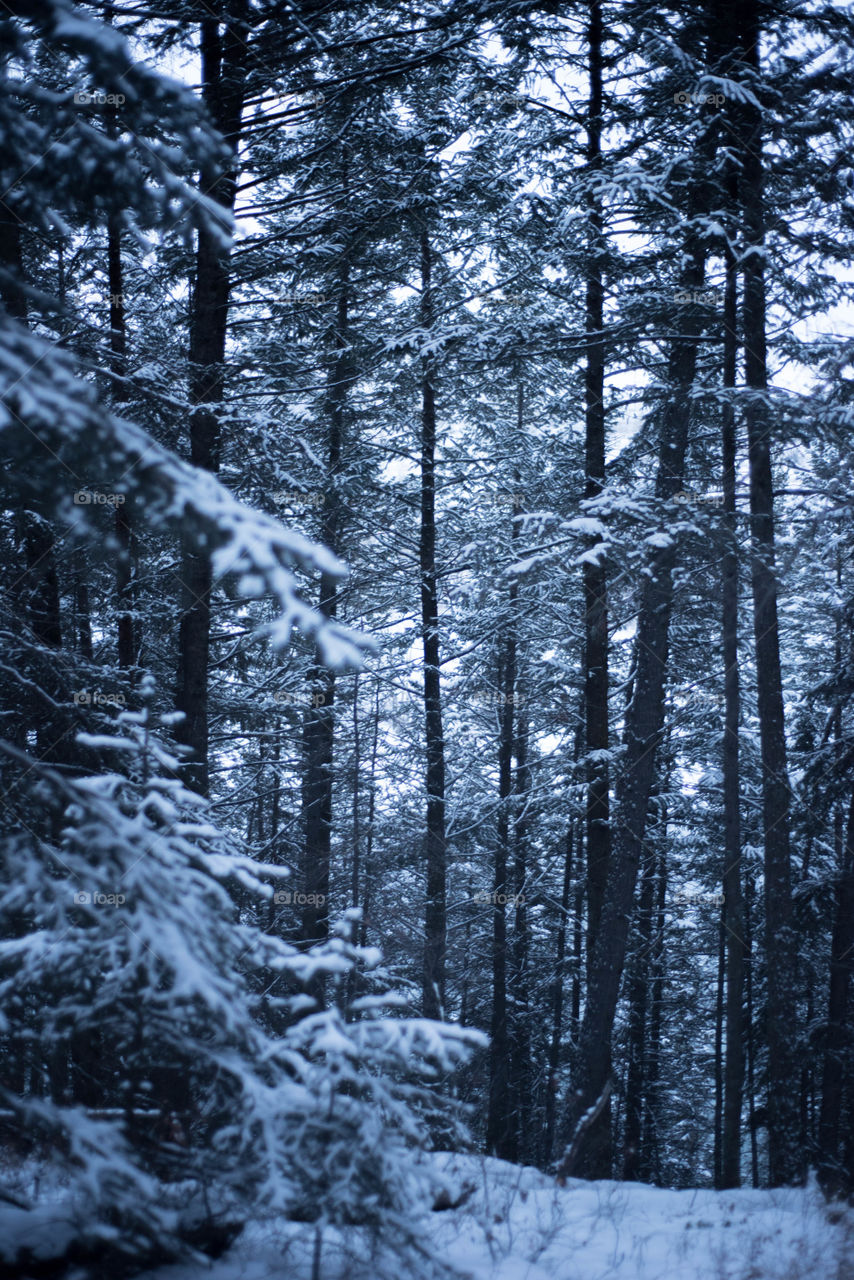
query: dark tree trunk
[
  {"left": 572, "top": 842, "right": 584, "bottom": 1044},
  {"left": 301, "top": 281, "right": 349, "bottom": 952},
  {"left": 511, "top": 706, "right": 533, "bottom": 1163},
  {"left": 72, "top": 554, "right": 93, "bottom": 661},
  {"left": 419, "top": 226, "right": 447, "bottom": 1020},
  {"left": 817, "top": 791, "right": 854, "bottom": 1194},
  {"left": 175, "top": 7, "right": 248, "bottom": 795},
  {"left": 720, "top": 231, "right": 745, "bottom": 1190},
  {"left": 558, "top": 249, "right": 704, "bottom": 1179},
  {"left": 640, "top": 848, "right": 667, "bottom": 1184},
  {"left": 714, "top": 904, "right": 726, "bottom": 1187},
  {"left": 487, "top": 598, "right": 516, "bottom": 1157},
  {"left": 19, "top": 514, "right": 62, "bottom": 652},
  {"left": 622, "top": 845, "right": 655, "bottom": 1181},
  {"left": 351, "top": 676, "right": 361, "bottom": 923},
  {"left": 359, "top": 686, "right": 380, "bottom": 951},
  {"left": 582, "top": 0, "right": 611, "bottom": 962},
  {"left": 0, "top": 191, "right": 26, "bottom": 319},
  {"left": 733, "top": 0, "right": 801, "bottom": 1185},
  {"left": 107, "top": 213, "right": 136, "bottom": 671},
  {"left": 744, "top": 872, "right": 760, "bottom": 1187},
  {"left": 544, "top": 817, "right": 575, "bottom": 1166},
  {"left": 2, "top": 187, "right": 62, "bottom": 662}
]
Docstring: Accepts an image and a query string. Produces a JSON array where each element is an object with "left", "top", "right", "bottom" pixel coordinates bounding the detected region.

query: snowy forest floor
[{"left": 139, "top": 1154, "right": 853, "bottom": 1280}]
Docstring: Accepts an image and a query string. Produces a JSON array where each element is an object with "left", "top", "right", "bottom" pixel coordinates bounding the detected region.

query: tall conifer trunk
[
  {"left": 107, "top": 213, "right": 135, "bottom": 670},
  {"left": 301, "top": 279, "right": 349, "bottom": 950},
  {"left": 511, "top": 704, "right": 533, "bottom": 1161},
  {"left": 818, "top": 791, "right": 854, "bottom": 1192},
  {"left": 419, "top": 226, "right": 447, "bottom": 1019},
  {"left": 720, "top": 230, "right": 745, "bottom": 1190},
  {"left": 731, "top": 0, "right": 801, "bottom": 1184},
  {"left": 582, "top": 0, "right": 610, "bottom": 959},
  {"left": 175, "top": 6, "right": 247, "bottom": 794},
  {"left": 488, "top": 632, "right": 515, "bottom": 1156},
  {"left": 622, "top": 844, "right": 655, "bottom": 1180},
  {"left": 559, "top": 248, "right": 705, "bottom": 1179}
]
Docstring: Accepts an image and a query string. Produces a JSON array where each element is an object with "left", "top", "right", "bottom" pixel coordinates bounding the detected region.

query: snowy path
[{"left": 145, "top": 1154, "right": 853, "bottom": 1280}]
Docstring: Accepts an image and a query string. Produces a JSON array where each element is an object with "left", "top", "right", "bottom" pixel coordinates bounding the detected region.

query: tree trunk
[
  {"left": 817, "top": 791, "right": 854, "bottom": 1193},
  {"left": 301, "top": 280, "right": 349, "bottom": 951},
  {"left": 558, "top": 249, "right": 704, "bottom": 1179},
  {"left": 175, "top": 7, "right": 248, "bottom": 795},
  {"left": 623, "top": 845, "right": 655, "bottom": 1180},
  {"left": 511, "top": 706, "right": 533, "bottom": 1162},
  {"left": 582, "top": 0, "right": 610, "bottom": 962},
  {"left": 714, "top": 904, "right": 726, "bottom": 1187},
  {"left": 744, "top": 871, "right": 760, "bottom": 1187},
  {"left": 419, "top": 226, "right": 447, "bottom": 1019},
  {"left": 19, "top": 514, "right": 62, "bottom": 653},
  {"left": 640, "top": 847, "right": 668, "bottom": 1184},
  {"left": 72, "top": 554, "right": 93, "bottom": 661},
  {"left": 720, "top": 230, "right": 745, "bottom": 1190},
  {"left": 107, "top": 212, "right": 136, "bottom": 671},
  {"left": 0, "top": 190, "right": 26, "bottom": 319},
  {"left": 359, "top": 685, "right": 380, "bottom": 950},
  {"left": 487, "top": 604, "right": 516, "bottom": 1156},
  {"left": 734, "top": 0, "right": 801, "bottom": 1185},
  {"left": 544, "top": 817, "right": 575, "bottom": 1166}
]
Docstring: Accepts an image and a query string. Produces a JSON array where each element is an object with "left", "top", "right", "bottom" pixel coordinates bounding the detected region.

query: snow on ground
[{"left": 142, "top": 1154, "right": 853, "bottom": 1280}]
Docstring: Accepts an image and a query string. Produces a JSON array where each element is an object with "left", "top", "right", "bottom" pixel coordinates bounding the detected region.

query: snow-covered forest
[{"left": 1, "top": 0, "right": 853, "bottom": 1276}]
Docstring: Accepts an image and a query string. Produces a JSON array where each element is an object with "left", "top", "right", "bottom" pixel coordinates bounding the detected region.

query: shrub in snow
[{"left": 0, "top": 687, "right": 483, "bottom": 1275}]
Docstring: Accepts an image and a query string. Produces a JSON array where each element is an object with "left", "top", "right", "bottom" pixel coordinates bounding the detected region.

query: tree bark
[
  {"left": 582, "top": 0, "right": 610, "bottom": 962},
  {"left": 359, "top": 685, "right": 380, "bottom": 950},
  {"left": 511, "top": 705, "right": 533, "bottom": 1162},
  {"left": 744, "top": 871, "right": 760, "bottom": 1187},
  {"left": 817, "top": 791, "right": 854, "bottom": 1193},
  {"left": 640, "top": 847, "right": 667, "bottom": 1184},
  {"left": 175, "top": 6, "right": 248, "bottom": 794},
  {"left": 0, "top": 190, "right": 26, "bottom": 320},
  {"left": 419, "top": 226, "right": 447, "bottom": 1019},
  {"left": 714, "top": 904, "right": 726, "bottom": 1187},
  {"left": 622, "top": 844, "right": 655, "bottom": 1180},
  {"left": 558, "top": 249, "right": 704, "bottom": 1179},
  {"left": 301, "top": 279, "right": 349, "bottom": 951},
  {"left": 720, "top": 228, "right": 745, "bottom": 1190},
  {"left": 544, "top": 817, "right": 575, "bottom": 1166},
  {"left": 107, "top": 212, "right": 136, "bottom": 671},
  {"left": 733, "top": 0, "right": 801, "bottom": 1184},
  {"left": 487, "top": 589, "right": 516, "bottom": 1156}
]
